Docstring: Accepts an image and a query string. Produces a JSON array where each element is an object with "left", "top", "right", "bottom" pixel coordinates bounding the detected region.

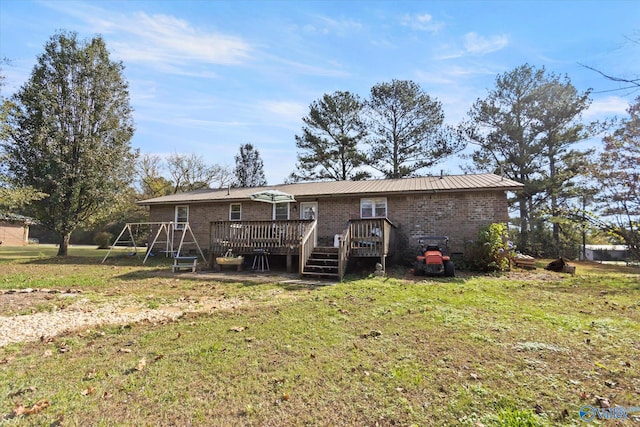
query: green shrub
[
  {"left": 463, "top": 223, "right": 515, "bottom": 272},
  {"left": 94, "top": 231, "right": 113, "bottom": 249}
]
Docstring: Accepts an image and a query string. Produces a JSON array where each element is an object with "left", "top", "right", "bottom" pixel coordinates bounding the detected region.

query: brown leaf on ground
[
  {"left": 135, "top": 357, "right": 146, "bottom": 371},
  {"left": 13, "top": 399, "right": 50, "bottom": 416},
  {"left": 229, "top": 326, "right": 245, "bottom": 332},
  {"left": 80, "top": 387, "right": 96, "bottom": 396}
]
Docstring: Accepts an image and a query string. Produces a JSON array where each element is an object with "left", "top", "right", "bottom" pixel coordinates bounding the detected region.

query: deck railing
[
  {"left": 209, "top": 218, "right": 392, "bottom": 276},
  {"left": 299, "top": 220, "right": 318, "bottom": 275},
  {"left": 348, "top": 218, "right": 394, "bottom": 269},
  {"left": 337, "top": 226, "right": 352, "bottom": 281},
  {"left": 209, "top": 220, "right": 315, "bottom": 257}
]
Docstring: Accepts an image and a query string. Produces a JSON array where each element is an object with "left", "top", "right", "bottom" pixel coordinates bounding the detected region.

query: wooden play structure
[{"left": 101, "top": 222, "right": 206, "bottom": 268}]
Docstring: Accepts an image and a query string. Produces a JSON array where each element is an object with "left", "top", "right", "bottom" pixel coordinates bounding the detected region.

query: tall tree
[
  {"left": 167, "top": 153, "right": 233, "bottom": 192},
  {"left": 592, "top": 96, "right": 640, "bottom": 260},
  {"left": 137, "top": 153, "right": 173, "bottom": 198},
  {"left": 1, "top": 31, "right": 137, "bottom": 256},
  {"left": 532, "top": 78, "right": 592, "bottom": 254},
  {"left": 290, "top": 91, "right": 369, "bottom": 182},
  {"left": 462, "top": 64, "right": 591, "bottom": 253},
  {"left": 366, "top": 79, "right": 463, "bottom": 179},
  {"left": 234, "top": 143, "right": 267, "bottom": 187},
  {"left": 1, "top": 60, "right": 45, "bottom": 214}
]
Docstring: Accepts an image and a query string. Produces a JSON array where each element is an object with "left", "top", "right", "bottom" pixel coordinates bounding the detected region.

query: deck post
[{"left": 286, "top": 254, "right": 293, "bottom": 273}]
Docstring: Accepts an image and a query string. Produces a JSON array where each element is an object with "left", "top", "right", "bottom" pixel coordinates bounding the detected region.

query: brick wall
[
  {"left": 0, "top": 222, "right": 29, "bottom": 246},
  {"left": 147, "top": 189, "right": 510, "bottom": 255}
]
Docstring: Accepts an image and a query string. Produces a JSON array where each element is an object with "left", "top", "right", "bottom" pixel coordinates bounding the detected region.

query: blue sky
[{"left": 1, "top": 0, "right": 638, "bottom": 185}]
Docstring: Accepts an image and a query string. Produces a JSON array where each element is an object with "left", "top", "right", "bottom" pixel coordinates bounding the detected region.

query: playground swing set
[{"left": 101, "top": 222, "right": 206, "bottom": 272}]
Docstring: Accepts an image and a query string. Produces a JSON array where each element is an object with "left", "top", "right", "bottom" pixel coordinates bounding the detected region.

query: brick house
[
  {"left": 139, "top": 173, "right": 522, "bottom": 279},
  {"left": 0, "top": 214, "right": 34, "bottom": 246}
]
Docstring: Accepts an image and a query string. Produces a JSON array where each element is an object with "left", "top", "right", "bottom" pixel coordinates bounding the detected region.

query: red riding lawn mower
[{"left": 413, "top": 236, "right": 455, "bottom": 277}]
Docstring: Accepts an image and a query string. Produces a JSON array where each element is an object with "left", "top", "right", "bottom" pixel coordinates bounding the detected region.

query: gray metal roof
[{"left": 138, "top": 173, "right": 523, "bottom": 205}]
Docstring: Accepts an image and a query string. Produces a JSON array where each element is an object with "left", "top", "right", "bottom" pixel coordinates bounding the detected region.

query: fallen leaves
[
  {"left": 80, "top": 387, "right": 96, "bottom": 396},
  {"left": 135, "top": 357, "right": 147, "bottom": 372},
  {"left": 12, "top": 399, "right": 50, "bottom": 416}
]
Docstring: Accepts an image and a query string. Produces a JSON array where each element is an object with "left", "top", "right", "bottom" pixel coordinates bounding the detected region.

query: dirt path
[{"left": 0, "top": 290, "right": 248, "bottom": 347}]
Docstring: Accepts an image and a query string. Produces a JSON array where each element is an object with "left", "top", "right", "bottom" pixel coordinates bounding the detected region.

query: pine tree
[
  {"left": 462, "top": 64, "right": 591, "bottom": 254},
  {"left": 366, "top": 79, "right": 463, "bottom": 179},
  {"left": 234, "top": 143, "right": 267, "bottom": 187},
  {"left": 290, "top": 91, "right": 369, "bottom": 182}
]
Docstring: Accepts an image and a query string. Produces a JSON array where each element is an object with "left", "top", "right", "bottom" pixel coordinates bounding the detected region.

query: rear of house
[{"left": 138, "top": 173, "right": 522, "bottom": 279}]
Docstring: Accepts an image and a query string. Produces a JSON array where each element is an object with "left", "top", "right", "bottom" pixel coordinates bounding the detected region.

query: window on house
[
  {"left": 360, "top": 198, "right": 387, "bottom": 218},
  {"left": 175, "top": 205, "right": 189, "bottom": 229},
  {"left": 273, "top": 203, "right": 289, "bottom": 220},
  {"left": 229, "top": 203, "right": 241, "bottom": 221}
]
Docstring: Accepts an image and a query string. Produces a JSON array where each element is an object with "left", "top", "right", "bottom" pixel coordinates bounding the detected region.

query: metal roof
[{"left": 138, "top": 173, "right": 523, "bottom": 205}]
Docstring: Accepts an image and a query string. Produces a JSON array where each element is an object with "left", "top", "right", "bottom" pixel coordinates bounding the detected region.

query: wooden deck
[{"left": 209, "top": 218, "right": 395, "bottom": 280}]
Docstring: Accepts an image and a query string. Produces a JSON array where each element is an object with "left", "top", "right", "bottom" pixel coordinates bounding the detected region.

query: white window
[
  {"left": 273, "top": 203, "right": 289, "bottom": 220},
  {"left": 229, "top": 203, "right": 242, "bottom": 221},
  {"left": 360, "top": 198, "right": 387, "bottom": 218},
  {"left": 175, "top": 205, "right": 189, "bottom": 229}
]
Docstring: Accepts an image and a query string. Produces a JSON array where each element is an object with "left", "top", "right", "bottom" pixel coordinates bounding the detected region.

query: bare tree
[{"left": 166, "top": 153, "right": 233, "bottom": 193}]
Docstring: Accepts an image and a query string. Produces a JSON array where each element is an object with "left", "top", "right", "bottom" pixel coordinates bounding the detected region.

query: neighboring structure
[
  {"left": 0, "top": 214, "right": 34, "bottom": 246},
  {"left": 582, "top": 244, "right": 629, "bottom": 262},
  {"left": 138, "top": 173, "right": 523, "bottom": 279}
]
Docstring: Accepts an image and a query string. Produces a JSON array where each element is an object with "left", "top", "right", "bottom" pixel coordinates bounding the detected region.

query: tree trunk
[
  {"left": 548, "top": 149, "right": 561, "bottom": 256},
  {"left": 518, "top": 194, "right": 529, "bottom": 252},
  {"left": 57, "top": 233, "right": 71, "bottom": 256}
]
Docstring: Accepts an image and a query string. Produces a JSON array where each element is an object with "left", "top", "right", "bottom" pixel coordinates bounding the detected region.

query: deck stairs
[{"left": 302, "top": 246, "right": 340, "bottom": 279}]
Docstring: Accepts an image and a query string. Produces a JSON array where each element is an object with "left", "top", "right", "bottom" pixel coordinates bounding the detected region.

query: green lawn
[{"left": 1, "top": 246, "right": 639, "bottom": 426}]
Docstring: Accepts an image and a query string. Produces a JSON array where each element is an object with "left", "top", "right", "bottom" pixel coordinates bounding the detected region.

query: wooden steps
[{"left": 302, "top": 246, "right": 339, "bottom": 279}]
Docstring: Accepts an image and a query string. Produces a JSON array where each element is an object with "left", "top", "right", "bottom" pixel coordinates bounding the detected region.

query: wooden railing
[
  {"left": 298, "top": 219, "right": 318, "bottom": 276},
  {"left": 210, "top": 220, "right": 315, "bottom": 257},
  {"left": 348, "top": 218, "right": 394, "bottom": 269},
  {"left": 209, "top": 218, "right": 392, "bottom": 277},
  {"left": 337, "top": 226, "right": 352, "bottom": 281}
]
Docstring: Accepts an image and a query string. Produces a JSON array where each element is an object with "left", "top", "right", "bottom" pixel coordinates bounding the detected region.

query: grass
[{"left": 1, "top": 245, "right": 639, "bottom": 426}]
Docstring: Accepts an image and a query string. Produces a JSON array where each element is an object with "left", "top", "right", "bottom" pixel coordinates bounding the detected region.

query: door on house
[{"left": 300, "top": 202, "right": 318, "bottom": 245}]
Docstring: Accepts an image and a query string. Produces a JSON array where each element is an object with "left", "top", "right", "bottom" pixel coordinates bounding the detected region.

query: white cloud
[
  {"left": 401, "top": 13, "right": 445, "bottom": 32},
  {"left": 297, "top": 15, "right": 362, "bottom": 36},
  {"left": 260, "top": 101, "right": 307, "bottom": 124},
  {"left": 584, "top": 96, "right": 630, "bottom": 119},
  {"left": 40, "top": 3, "right": 252, "bottom": 72},
  {"left": 463, "top": 32, "right": 509, "bottom": 55},
  {"left": 314, "top": 15, "right": 363, "bottom": 35},
  {"left": 108, "top": 12, "right": 251, "bottom": 68}
]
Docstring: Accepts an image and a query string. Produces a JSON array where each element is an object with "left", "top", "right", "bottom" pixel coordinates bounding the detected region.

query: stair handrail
[
  {"left": 299, "top": 219, "right": 317, "bottom": 275},
  {"left": 337, "top": 226, "right": 352, "bottom": 281}
]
